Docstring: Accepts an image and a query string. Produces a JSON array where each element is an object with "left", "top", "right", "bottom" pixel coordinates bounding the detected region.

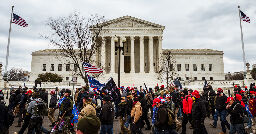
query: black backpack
[{"left": 33, "top": 99, "right": 47, "bottom": 116}]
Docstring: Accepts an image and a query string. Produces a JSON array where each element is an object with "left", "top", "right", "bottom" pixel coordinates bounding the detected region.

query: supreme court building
[{"left": 30, "top": 16, "right": 225, "bottom": 87}]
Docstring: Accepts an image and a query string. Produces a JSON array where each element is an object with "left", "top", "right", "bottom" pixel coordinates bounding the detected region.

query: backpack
[
  {"left": 33, "top": 99, "right": 47, "bottom": 116},
  {"left": 167, "top": 108, "right": 175, "bottom": 126}
]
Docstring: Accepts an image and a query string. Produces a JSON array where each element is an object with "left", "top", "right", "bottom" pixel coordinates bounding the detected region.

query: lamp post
[{"left": 114, "top": 36, "right": 125, "bottom": 88}]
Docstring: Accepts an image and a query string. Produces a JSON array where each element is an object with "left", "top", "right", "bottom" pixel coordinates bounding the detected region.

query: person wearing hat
[
  {"left": 77, "top": 114, "right": 101, "bottom": 134},
  {"left": 181, "top": 89, "right": 193, "bottom": 134},
  {"left": 48, "top": 90, "right": 57, "bottom": 127},
  {"left": 78, "top": 94, "right": 96, "bottom": 120},
  {"left": 210, "top": 88, "right": 230, "bottom": 134},
  {"left": 191, "top": 90, "right": 208, "bottom": 134},
  {"left": 118, "top": 96, "right": 130, "bottom": 134},
  {"left": 58, "top": 89, "right": 74, "bottom": 133},
  {"left": 100, "top": 95, "right": 114, "bottom": 134},
  {"left": 226, "top": 95, "right": 247, "bottom": 134}
]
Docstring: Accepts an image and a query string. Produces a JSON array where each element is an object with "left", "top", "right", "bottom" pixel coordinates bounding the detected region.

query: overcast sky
[{"left": 0, "top": 0, "right": 255, "bottom": 73}]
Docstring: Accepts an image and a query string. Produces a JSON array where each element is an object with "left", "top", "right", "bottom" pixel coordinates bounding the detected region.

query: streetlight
[{"left": 114, "top": 36, "right": 125, "bottom": 88}]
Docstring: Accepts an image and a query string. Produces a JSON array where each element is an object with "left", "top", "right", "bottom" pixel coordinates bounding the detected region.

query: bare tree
[
  {"left": 45, "top": 13, "right": 105, "bottom": 85},
  {"left": 4, "top": 68, "right": 28, "bottom": 81},
  {"left": 157, "top": 50, "right": 177, "bottom": 88}
]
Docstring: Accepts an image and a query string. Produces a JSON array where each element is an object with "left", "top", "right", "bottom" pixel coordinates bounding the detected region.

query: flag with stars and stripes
[
  {"left": 83, "top": 62, "right": 103, "bottom": 73},
  {"left": 12, "top": 13, "right": 28, "bottom": 27},
  {"left": 240, "top": 10, "right": 250, "bottom": 23}
]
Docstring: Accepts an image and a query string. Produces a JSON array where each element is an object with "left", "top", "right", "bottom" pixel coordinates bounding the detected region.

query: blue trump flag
[
  {"left": 71, "top": 104, "right": 79, "bottom": 123},
  {"left": 87, "top": 75, "right": 105, "bottom": 90}
]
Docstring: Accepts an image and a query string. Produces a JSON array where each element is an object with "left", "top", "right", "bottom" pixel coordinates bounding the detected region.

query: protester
[
  {"left": 100, "top": 95, "right": 114, "bottom": 134},
  {"left": 76, "top": 114, "right": 101, "bottom": 134},
  {"left": 48, "top": 90, "right": 57, "bottom": 127},
  {"left": 191, "top": 90, "right": 208, "bottom": 134},
  {"left": 210, "top": 88, "right": 230, "bottom": 134}
]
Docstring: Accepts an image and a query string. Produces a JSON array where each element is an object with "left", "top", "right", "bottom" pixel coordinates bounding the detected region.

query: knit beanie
[{"left": 77, "top": 114, "right": 101, "bottom": 134}]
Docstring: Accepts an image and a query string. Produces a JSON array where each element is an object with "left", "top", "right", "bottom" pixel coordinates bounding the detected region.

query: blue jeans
[
  {"left": 213, "top": 110, "right": 230, "bottom": 133},
  {"left": 100, "top": 125, "right": 113, "bottom": 134},
  {"left": 229, "top": 124, "right": 245, "bottom": 134}
]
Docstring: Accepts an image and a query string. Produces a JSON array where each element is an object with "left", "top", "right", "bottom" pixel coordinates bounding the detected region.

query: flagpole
[
  {"left": 5, "top": 6, "right": 14, "bottom": 82},
  {"left": 238, "top": 5, "right": 247, "bottom": 81}
]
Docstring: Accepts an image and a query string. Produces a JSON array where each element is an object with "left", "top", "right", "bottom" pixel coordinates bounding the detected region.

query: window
[
  {"left": 66, "top": 64, "right": 70, "bottom": 71},
  {"left": 169, "top": 64, "right": 173, "bottom": 71},
  {"left": 193, "top": 64, "right": 197, "bottom": 71},
  {"left": 50, "top": 64, "right": 54, "bottom": 71},
  {"left": 186, "top": 77, "right": 189, "bottom": 80},
  {"left": 66, "top": 77, "right": 69, "bottom": 81},
  {"left": 185, "top": 64, "right": 189, "bottom": 71},
  {"left": 209, "top": 64, "right": 212, "bottom": 71},
  {"left": 42, "top": 64, "right": 46, "bottom": 71},
  {"left": 210, "top": 77, "right": 213, "bottom": 80},
  {"left": 178, "top": 77, "right": 182, "bottom": 80},
  {"left": 202, "top": 77, "right": 205, "bottom": 80},
  {"left": 194, "top": 77, "right": 197, "bottom": 80},
  {"left": 201, "top": 64, "right": 205, "bottom": 71},
  {"left": 74, "top": 64, "right": 78, "bottom": 72},
  {"left": 177, "top": 64, "right": 181, "bottom": 71},
  {"left": 58, "top": 64, "right": 62, "bottom": 71}
]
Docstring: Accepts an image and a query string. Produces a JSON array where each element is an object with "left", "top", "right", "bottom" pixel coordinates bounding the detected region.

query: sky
[{"left": 0, "top": 0, "right": 256, "bottom": 73}]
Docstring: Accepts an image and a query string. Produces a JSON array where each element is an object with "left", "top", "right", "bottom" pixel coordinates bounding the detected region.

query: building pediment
[{"left": 100, "top": 16, "right": 165, "bottom": 29}]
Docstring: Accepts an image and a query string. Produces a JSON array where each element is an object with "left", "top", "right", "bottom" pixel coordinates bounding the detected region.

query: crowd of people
[{"left": 0, "top": 83, "right": 256, "bottom": 134}]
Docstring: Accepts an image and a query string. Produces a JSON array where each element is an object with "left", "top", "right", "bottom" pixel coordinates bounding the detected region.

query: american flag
[
  {"left": 12, "top": 13, "right": 28, "bottom": 27},
  {"left": 83, "top": 62, "right": 103, "bottom": 73},
  {"left": 240, "top": 10, "right": 250, "bottom": 23}
]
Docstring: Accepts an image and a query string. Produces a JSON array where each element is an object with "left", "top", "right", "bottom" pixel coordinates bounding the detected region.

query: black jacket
[
  {"left": 155, "top": 105, "right": 170, "bottom": 130},
  {"left": 215, "top": 95, "right": 228, "bottom": 111},
  {"left": 118, "top": 101, "right": 128, "bottom": 118},
  {"left": 227, "top": 101, "right": 246, "bottom": 124},
  {"left": 101, "top": 102, "right": 114, "bottom": 125},
  {"left": 49, "top": 94, "right": 57, "bottom": 108},
  {"left": 192, "top": 98, "right": 207, "bottom": 122}
]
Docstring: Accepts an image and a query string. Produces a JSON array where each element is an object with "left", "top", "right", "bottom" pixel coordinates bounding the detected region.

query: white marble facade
[{"left": 29, "top": 16, "right": 225, "bottom": 87}]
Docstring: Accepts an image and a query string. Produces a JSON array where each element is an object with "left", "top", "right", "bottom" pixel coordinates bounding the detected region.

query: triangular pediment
[{"left": 100, "top": 16, "right": 165, "bottom": 29}]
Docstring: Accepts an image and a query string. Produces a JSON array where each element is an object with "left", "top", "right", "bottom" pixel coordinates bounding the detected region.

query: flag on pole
[
  {"left": 71, "top": 104, "right": 79, "bottom": 123},
  {"left": 83, "top": 62, "right": 103, "bottom": 73},
  {"left": 87, "top": 75, "right": 104, "bottom": 90},
  {"left": 240, "top": 10, "right": 250, "bottom": 23},
  {"left": 12, "top": 13, "right": 28, "bottom": 27}
]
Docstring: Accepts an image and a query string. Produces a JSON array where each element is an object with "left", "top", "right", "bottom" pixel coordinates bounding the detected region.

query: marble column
[
  {"left": 149, "top": 36, "right": 154, "bottom": 73},
  {"left": 120, "top": 37, "right": 125, "bottom": 73},
  {"left": 110, "top": 36, "right": 115, "bottom": 73},
  {"left": 101, "top": 37, "right": 106, "bottom": 71},
  {"left": 140, "top": 36, "right": 144, "bottom": 73},
  {"left": 158, "top": 36, "right": 163, "bottom": 72},
  {"left": 130, "top": 36, "right": 135, "bottom": 73}
]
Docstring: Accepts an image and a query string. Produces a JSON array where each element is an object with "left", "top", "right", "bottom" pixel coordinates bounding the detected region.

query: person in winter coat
[
  {"left": 100, "top": 95, "right": 114, "bottom": 134},
  {"left": 48, "top": 90, "right": 57, "bottom": 127},
  {"left": 181, "top": 90, "right": 193, "bottom": 134},
  {"left": 139, "top": 92, "right": 151, "bottom": 130},
  {"left": 154, "top": 99, "right": 178, "bottom": 134},
  {"left": 118, "top": 96, "right": 130, "bottom": 134},
  {"left": 226, "top": 95, "right": 246, "bottom": 134},
  {"left": 191, "top": 90, "right": 208, "bottom": 134},
  {"left": 0, "top": 97, "right": 11, "bottom": 134},
  {"left": 249, "top": 91, "right": 256, "bottom": 133},
  {"left": 130, "top": 96, "right": 143, "bottom": 134},
  {"left": 79, "top": 95, "right": 96, "bottom": 120},
  {"left": 210, "top": 88, "right": 230, "bottom": 134}
]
